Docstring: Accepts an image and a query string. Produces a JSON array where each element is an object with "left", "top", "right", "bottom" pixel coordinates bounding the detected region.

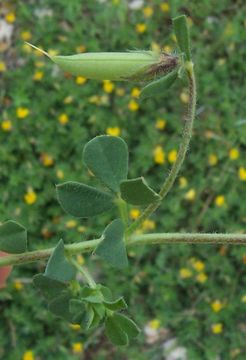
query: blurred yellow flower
[
  {"left": 21, "top": 31, "right": 32, "bottom": 41},
  {"left": 131, "top": 87, "right": 141, "bottom": 98},
  {"left": 148, "top": 319, "right": 160, "bottom": 330},
  {"left": 196, "top": 272, "right": 208, "bottom": 283},
  {"left": 76, "top": 76, "right": 87, "bottom": 85},
  {"left": 5, "top": 12, "right": 16, "bottom": 23},
  {"left": 168, "top": 149, "right": 177, "bottom": 164},
  {"left": 63, "top": 95, "right": 73, "bottom": 104},
  {"left": 103, "top": 80, "right": 115, "bottom": 93},
  {"left": 33, "top": 71, "right": 44, "bottom": 81},
  {"left": 66, "top": 220, "right": 77, "bottom": 228},
  {"left": 77, "top": 226, "right": 86, "bottom": 233},
  {"left": 151, "top": 42, "right": 161, "bottom": 52},
  {"left": 211, "top": 323, "right": 223, "bottom": 334},
  {"left": 76, "top": 254, "right": 85, "bottom": 265},
  {"left": 58, "top": 113, "right": 69, "bottom": 125},
  {"left": 241, "top": 294, "right": 246, "bottom": 303},
  {"left": 40, "top": 153, "right": 54, "bottom": 167},
  {"left": 116, "top": 87, "right": 125, "bottom": 96},
  {"left": 155, "top": 118, "right": 166, "bottom": 130},
  {"left": 208, "top": 154, "right": 218, "bottom": 166},
  {"left": 70, "top": 324, "right": 81, "bottom": 331},
  {"left": 229, "top": 148, "right": 239, "bottom": 160},
  {"left": 180, "top": 91, "right": 189, "bottom": 104},
  {"left": 48, "top": 49, "right": 59, "bottom": 57},
  {"left": 238, "top": 167, "right": 246, "bottom": 181},
  {"left": 215, "top": 195, "right": 225, "bottom": 207},
  {"left": 106, "top": 127, "right": 121, "bottom": 136},
  {"left": 1, "top": 120, "right": 12, "bottom": 132},
  {"left": 153, "top": 145, "right": 165, "bottom": 165},
  {"left": 160, "top": 3, "right": 170, "bottom": 12},
  {"left": 163, "top": 45, "right": 173, "bottom": 53},
  {"left": 142, "top": 219, "right": 156, "bottom": 231},
  {"left": 179, "top": 268, "right": 192, "bottom": 279},
  {"left": 35, "top": 61, "right": 45, "bottom": 68},
  {"left": 14, "top": 280, "right": 23, "bottom": 290},
  {"left": 56, "top": 169, "right": 64, "bottom": 179},
  {"left": 22, "top": 351, "right": 34, "bottom": 360},
  {"left": 217, "top": 58, "right": 226, "bottom": 66},
  {"left": 128, "top": 99, "right": 139, "bottom": 111},
  {"left": 143, "top": 6, "right": 153, "bottom": 18},
  {"left": 184, "top": 189, "right": 196, "bottom": 201},
  {"left": 24, "top": 189, "right": 37, "bottom": 205},
  {"left": 72, "top": 342, "right": 83, "bottom": 354},
  {"left": 16, "top": 107, "right": 30, "bottom": 119},
  {"left": 136, "top": 23, "right": 147, "bottom": 34},
  {"left": 179, "top": 177, "right": 188, "bottom": 189},
  {"left": 192, "top": 260, "right": 205, "bottom": 272},
  {"left": 211, "top": 300, "right": 223, "bottom": 313},
  {"left": 76, "top": 45, "right": 86, "bottom": 53},
  {"left": 0, "top": 61, "right": 7, "bottom": 72},
  {"left": 130, "top": 208, "right": 140, "bottom": 220}
]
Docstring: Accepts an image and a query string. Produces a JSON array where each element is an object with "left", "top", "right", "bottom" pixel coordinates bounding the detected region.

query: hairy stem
[
  {"left": 126, "top": 62, "right": 197, "bottom": 236},
  {"left": 70, "top": 258, "right": 97, "bottom": 289},
  {"left": 1, "top": 232, "right": 245, "bottom": 268}
]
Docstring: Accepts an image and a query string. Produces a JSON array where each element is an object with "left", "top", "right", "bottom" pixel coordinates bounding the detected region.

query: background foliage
[{"left": 0, "top": 0, "right": 246, "bottom": 359}]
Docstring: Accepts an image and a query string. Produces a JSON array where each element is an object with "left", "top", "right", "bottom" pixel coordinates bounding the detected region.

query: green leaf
[
  {"left": 69, "top": 299, "right": 87, "bottom": 323},
  {"left": 56, "top": 181, "right": 114, "bottom": 217},
  {"left": 0, "top": 220, "right": 27, "bottom": 254},
  {"left": 114, "top": 313, "right": 140, "bottom": 339},
  {"left": 173, "top": 15, "right": 191, "bottom": 61},
  {"left": 103, "top": 297, "right": 127, "bottom": 311},
  {"left": 99, "top": 285, "right": 112, "bottom": 301},
  {"left": 94, "top": 219, "right": 128, "bottom": 269},
  {"left": 140, "top": 69, "right": 178, "bottom": 101},
  {"left": 92, "top": 303, "right": 106, "bottom": 319},
  {"left": 33, "top": 274, "right": 67, "bottom": 300},
  {"left": 80, "top": 306, "right": 95, "bottom": 330},
  {"left": 120, "top": 177, "right": 161, "bottom": 205},
  {"left": 45, "top": 240, "right": 76, "bottom": 282},
  {"left": 105, "top": 315, "right": 129, "bottom": 346},
  {"left": 83, "top": 135, "right": 128, "bottom": 193},
  {"left": 80, "top": 286, "right": 103, "bottom": 303},
  {"left": 49, "top": 292, "right": 73, "bottom": 322}
]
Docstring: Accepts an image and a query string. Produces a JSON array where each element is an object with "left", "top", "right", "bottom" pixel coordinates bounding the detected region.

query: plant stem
[
  {"left": 1, "top": 232, "right": 246, "bottom": 268},
  {"left": 70, "top": 258, "right": 97, "bottom": 289},
  {"left": 126, "top": 62, "right": 196, "bottom": 236}
]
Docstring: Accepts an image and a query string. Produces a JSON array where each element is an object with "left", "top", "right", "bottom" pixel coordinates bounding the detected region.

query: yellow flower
[
  {"left": 77, "top": 225, "right": 86, "bottom": 233},
  {"left": 16, "top": 107, "right": 30, "bottom": 119},
  {"left": 128, "top": 99, "right": 139, "bottom": 111},
  {"left": 155, "top": 118, "right": 166, "bottom": 130},
  {"left": 40, "top": 153, "right": 54, "bottom": 167},
  {"left": 160, "top": 3, "right": 170, "bottom": 12},
  {"left": 151, "top": 42, "right": 161, "bottom": 52},
  {"left": 229, "top": 148, "right": 239, "bottom": 160},
  {"left": 116, "top": 87, "right": 125, "bottom": 96},
  {"left": 217, "top": 58, "right": 226, "bottom": 66},
  {"left": 106, "top": 127, "right": 121, "bottom": 136},
  {"left": 136, "top": 23, "right": 147, "bottom": 34},
  {"left": 196, "top": 272, "right": 208, "bottom": 283},
  {"left": 163, "top": 45, "right": 173, "bottom": 53},
  {"left": 130, "top": 208, "right": 141, "bottom": 220},
  {"left": 35, "top": 61, "right": 45, "bottom": 68},
  {"left": 14, "top": 280, "right": 23, "bottom": 291},
  {"left": 33, "top": 71, "right": 44, "bottom": 81},
  {"left": 168, "top": 149, "right": 177, "bottom": 164},
  {"left": 48, "top": 49, "right": 59, "bottom": 57},
  {"left": 142, "top": 219, "right": 156, "bottom": 231},
  {"left": 72, "top": 342, "right": 83, "bottom": 354},
  {"left": 180, "top": 91, "right": 189, "bottom": 104},
  {"left": 153, "top": 145, "right": 165, "bottom": 165},
  {"left": 148, "top": 319, "right": 160, "bottom": 330},
  {"left": 179, "top": 177, "right": 187, "bottom": 189},
  {"left": 24, "top": 189, "right": 37, "bottom": 205},
  {"left": 63, "top": 95, "right": 73, "bottom": 104},
  {"left": 21, "top": 31, "right": 32, "bottom": 41},
  {"left": 131, "top": 87, "right": 141, "bottom": 98},
  {"left": 58, "top": 113, "right": 69, "bottom": 125},
  {"left": 0, "top": 61, "right": 7, "bottom": 72},
  {"left": 208, "top": 154, "right": 218, "bottom": 166},
  {"left": 65, "top": 220, "right": 77, "bottom": 228},
  {"left": 143, "top": 6, "right": 153, "bottom": 18},
  {"left": 22, "top": 43, "right": 32, "bottom": 53},
  {"left": 56, "top": 169, "right": 64, "bottom": 179},
  {"left": 22, "top": 350, "right": 34, "bottom": 360},
  {"left": 211, "top": 300, "right": 223, "bottom": 313},
  {"left": 1, "top": 120, "right": 12, "bottom": 132},
  {"left": 215, "top": 195, "right": 225, "bottom": 207},
  {"left": 241, "top": 294, "right": 246, "bottom": 303},
  {"left": 211, "top": 323, "right": 223, "bottom": 334},
  {"left": 76, "top": 254, "right": 85, "bottom": 265},
  {"left": 70, "top": 324, "right": 81, "bottom": 331},
  {"left": 76, "top": 76, "right": 87, "bottom": 85},
  {"left": 103, "top": 80, "right": 115, "bottom": 93},
  {"left": 238, "top": 167, "right": 246, "bottom": 181},
  {"left": 76, "top": 45, "right": 86, "bottom": 53},
  {"left": 184, "top": 189, "right": 196, "bottom": 201},
  {"left": 179, "top": 268, "right": 192, "bottom": 279},
  {"left": 192, "top": 260, "right": 205, "bottom": 272},
  {"left": 5, "top": 12, "right": 16, "bottom": 23}
]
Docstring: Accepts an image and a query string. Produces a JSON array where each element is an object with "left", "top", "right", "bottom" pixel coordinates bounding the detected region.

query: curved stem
[
  {"left": 126, "top": 62, "right": 196, "bottom": 236},
  {"left": 1, "top": 232, "right": 246, "bottom": 268},
  {"left": 70, "top": 258, "right": 97, "bottom": 289}
]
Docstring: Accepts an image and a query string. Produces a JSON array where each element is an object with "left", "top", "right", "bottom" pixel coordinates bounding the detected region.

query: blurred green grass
[{"left": 0, "top": 0, "right": 246, "bottom": 359}]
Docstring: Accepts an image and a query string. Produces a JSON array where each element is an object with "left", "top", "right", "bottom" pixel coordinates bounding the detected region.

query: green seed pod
[{"left": 26, "top": 43, "right": 179, "bottom": 82}]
